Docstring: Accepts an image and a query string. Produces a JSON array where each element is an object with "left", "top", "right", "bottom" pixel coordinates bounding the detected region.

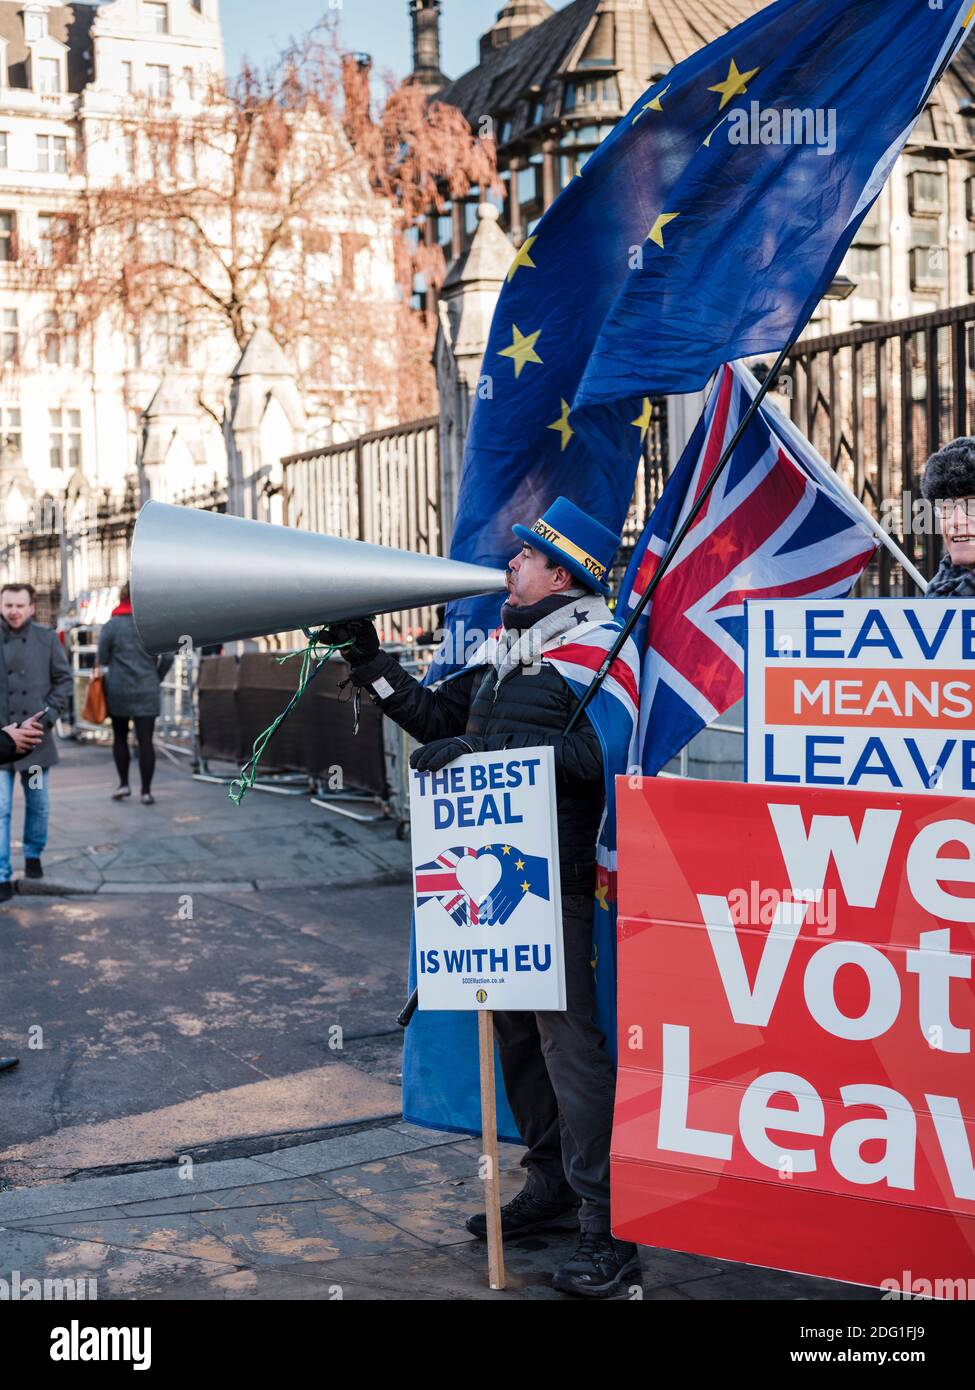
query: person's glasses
[{"left": 934, "top": 497, "right": 975, "bottom": 522}]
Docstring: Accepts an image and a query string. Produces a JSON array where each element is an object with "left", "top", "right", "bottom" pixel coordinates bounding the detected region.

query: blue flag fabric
[{"left": 433, "top": 0, "right": 974, "bottom": 681}]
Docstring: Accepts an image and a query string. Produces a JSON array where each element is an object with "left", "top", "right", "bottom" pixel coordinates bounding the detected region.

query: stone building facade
[
  {"left": 416, "top": 0, "right": 975, "bottom": 335},
  {"left": 0, "top": 0, "right": 403, "bottom": 553}
]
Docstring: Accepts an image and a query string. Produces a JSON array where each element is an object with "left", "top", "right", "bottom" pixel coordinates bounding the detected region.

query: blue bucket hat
[{"left": 512, "top": 496, "right": 621, "bottom": 597}]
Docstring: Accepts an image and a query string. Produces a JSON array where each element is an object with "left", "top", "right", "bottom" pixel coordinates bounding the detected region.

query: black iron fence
[
  {"left": 787, "top": 301, "right": 975, "bottom": 595},
  {"left": 282, "top": 405, "right": 670, "bottom": 636}
]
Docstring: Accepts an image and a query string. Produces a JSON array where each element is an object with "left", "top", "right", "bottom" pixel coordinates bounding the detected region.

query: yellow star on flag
[
  {"left": 631, "top": 398, "right": 653, "bottom": 443},
  {"left": 547, "top": 398, "right": 574, "bottom": 452},
  {"left": 632, "top": 83, "right": 670, "bottom": 124},
  {"left": 501, "top": 845, "right": 511, "bottom": 855},
  {"left": 702, "top": 117, "right": 727, "bottom": 149},
  {"left": 520, "top": 880, "right": 531, "bottom": 893},
  {"left": 506, "top": 235, "right": 537, "bottom": 283},
  {"left": 499, "top": 323, "right": 543, "bottom": 378},
  {"left": 595, "top": 884, "right": 610, "bottom": 911},
  {"left": 647, "top": 212, "right": 680, "bottom": 248},
  {"left": 708, "top": 58, "right": 759, "bottom": 111},
  {"left": 515, "top": 858, "right": 525, "bottom": 871}
]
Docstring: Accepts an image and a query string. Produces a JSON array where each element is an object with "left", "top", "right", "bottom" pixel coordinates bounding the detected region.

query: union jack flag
[
  {"left": 415, "top": 845, "right": 483, "bottom": 926},
  {"left": 619, "top": 361, "right": 878, "bottom": 776}
]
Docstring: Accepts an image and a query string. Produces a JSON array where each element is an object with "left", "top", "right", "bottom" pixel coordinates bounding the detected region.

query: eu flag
[{"left": 435, "top": 0, "right": 975, "bottom": 674}]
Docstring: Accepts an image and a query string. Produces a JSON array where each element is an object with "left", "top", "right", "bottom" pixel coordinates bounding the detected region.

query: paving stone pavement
[
  {"left": 9, "top": 737, "right": 410, "bottom": 896},
  {"left": 0, "top": 738, "right": 890, "bottom": 1301},
  {"left": 0, "top": 1122, "right": 885, "bottom": 1302}
]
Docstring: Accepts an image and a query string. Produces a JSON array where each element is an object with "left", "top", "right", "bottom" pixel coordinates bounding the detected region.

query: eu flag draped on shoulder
[
  {"left": 617, "top": 362, "right": 879, "bottom": 778},
  {"left": 435, "top": 0, "right": 975, "bottom": 681}
]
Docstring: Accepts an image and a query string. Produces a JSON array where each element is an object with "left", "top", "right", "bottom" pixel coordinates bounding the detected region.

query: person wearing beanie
[
  {"left": 921, "top": 437, "right": 975, "bottom": 595},
  {"left": 323, "top": 497, "right": 641, "bottom": 1298}
]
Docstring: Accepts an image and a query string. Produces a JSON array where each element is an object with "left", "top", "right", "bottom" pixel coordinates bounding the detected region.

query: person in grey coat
[
  {"left": 97, "top": 584, "right": 173, "bottom": 805},
  {"left": 0, "top": 714, "right": 44, "bottom": 1064},
  {"left": 0, "top": 582, "right": 73, "bottom": 896}
]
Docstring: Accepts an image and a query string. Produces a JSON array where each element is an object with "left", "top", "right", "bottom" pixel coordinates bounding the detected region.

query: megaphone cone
[{"left": 130, "top": 501, "right": 508, "bottom": 654}]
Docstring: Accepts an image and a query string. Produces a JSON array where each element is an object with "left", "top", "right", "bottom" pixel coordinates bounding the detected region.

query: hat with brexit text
[{"left": 512, "top": 496, "right": 621, "bottom": 597}]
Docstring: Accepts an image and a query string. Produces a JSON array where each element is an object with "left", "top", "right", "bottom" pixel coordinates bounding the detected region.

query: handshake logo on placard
[{"left": 415, "top": 844, "right": 551, "bottom": 927}]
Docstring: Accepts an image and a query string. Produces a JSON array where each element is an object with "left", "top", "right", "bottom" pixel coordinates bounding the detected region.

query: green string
[{"left": 228, "top": 628, "right": 352, "bottom": 806}]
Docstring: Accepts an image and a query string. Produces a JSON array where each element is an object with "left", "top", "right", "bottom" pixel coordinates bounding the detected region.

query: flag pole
[{"left": 564, "top": 335, "right": 799, "bottom": 736}]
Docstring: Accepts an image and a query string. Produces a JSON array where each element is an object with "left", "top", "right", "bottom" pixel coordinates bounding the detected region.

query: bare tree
[{"left": 31, "top": 20, "right": 497, "bottom": 428}]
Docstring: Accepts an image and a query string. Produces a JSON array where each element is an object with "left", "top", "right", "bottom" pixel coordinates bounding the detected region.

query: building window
[
  {"left": 0, "top": 406, "right": 21, "bottom": 459},
  {"left": 37, "top": 214, "right": 54, "bottom": 267},
  {"left": 0, "top": 213, "right": 16, "bottom": 263},
  {"left": 0, "top": 134, "right": 7, "bottom": 170},
  {"left": 37, "top": 214, "right": 76, "bottom": 268},
  {"left": 147, "top": 64, "right": 171, "bottom": 99},
  {"left": 911, "top": 244, "right": 947, "bottom": 291},
  {"left": 2, "top": 309, "right": 19, "bottom": 362},
  {"left": 42, "top": 311, "right": 59, "bottom": 362},
  {"left": 62, "top": 312, "right": 79, "bottom": 367},
  {"left": 192, "top": 0, "right": 203, "bottom": 11},
  {"left": 123, "top": 130, "right": 137, "bottom": 176},
  {"left": 139, "top": 312, "right": 188, "bottom": 368},
  {"left": 49, "top": 409, "right": 82, "bottom": 472},
  {"left": 122, "top": 61, "right": 133, "bottom": 94},
  {"left": 908, "top": 167, "right": 945, "bottom": 216},
  {"left": 183, "top": 67, "right": 196, "bottom": 99},
  {"left": 37, "top": 135, "right": 68, "bottom": 174},
  {"left": 517, "top": 158, "right": 541, "bottom": 206},
  {"left": 25, "top": 8, "right": 47, "bottom": 42},
  {"left": 37, "top": 57, "right": 61, "bottom": 95},
  {"left": 147, "top": 3, "right": 169, "bottom": 34}
]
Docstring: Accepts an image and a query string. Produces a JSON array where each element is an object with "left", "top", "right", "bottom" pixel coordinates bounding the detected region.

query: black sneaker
[
  {"left": 0, "top": 881, "right": 13, "bottom": 903},
  {"left": 552, "top": 1232, "right": 642, "bottom": 1298},
  {"left": 24, "top": 858, "right": 42, "bottom": 880},
  {"left": 466, "top": 1188, "right": 580, "bottom": 1240}
]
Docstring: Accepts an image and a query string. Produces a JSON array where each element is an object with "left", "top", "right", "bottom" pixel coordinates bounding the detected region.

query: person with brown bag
[{"left": 96, "top": 585, "right": 173, "bottom": 805}]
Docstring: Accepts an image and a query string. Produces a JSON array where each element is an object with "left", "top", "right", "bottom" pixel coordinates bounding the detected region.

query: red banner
[{"left": 612, "top": 778, "right": 975, "bottom": 1294}]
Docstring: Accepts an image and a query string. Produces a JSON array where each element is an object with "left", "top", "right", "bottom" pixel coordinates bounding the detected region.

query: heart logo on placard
[{"left": 455, "top": 852, "right": 502, "bottom": 908}]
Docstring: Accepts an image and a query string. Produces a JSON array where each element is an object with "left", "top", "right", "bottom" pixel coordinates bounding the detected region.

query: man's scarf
[
  {"left": 926, "top": 553, "right": 975, "bottom": 596},
  {"left": 401, "top": 600, "right": 640, "bottom": 1141}
]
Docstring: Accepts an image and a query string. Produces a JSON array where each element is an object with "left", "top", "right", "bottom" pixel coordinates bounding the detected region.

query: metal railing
[
  {"left": 283, "top": 420, "right": 440, "bottom": 644},
  {"left": 788, "top": 301, "right": 975, "bottom": 595},
  {"left": 282, "top": 405, "right": 671, "bottom": 630}
]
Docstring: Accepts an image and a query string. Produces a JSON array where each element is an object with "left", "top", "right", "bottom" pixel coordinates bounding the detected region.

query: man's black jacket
[{"left": 351, "top": 652, "right": 604, "bottom": 895}]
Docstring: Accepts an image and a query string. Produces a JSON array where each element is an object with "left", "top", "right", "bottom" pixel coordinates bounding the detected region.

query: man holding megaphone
[{"left": 327, "top": 497, "right": 642, "bottom": 1299}]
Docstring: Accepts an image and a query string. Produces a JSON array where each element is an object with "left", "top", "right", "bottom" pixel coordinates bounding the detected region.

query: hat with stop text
[{"left": 512, "top": 496, "right": 621, "bottom": 596}]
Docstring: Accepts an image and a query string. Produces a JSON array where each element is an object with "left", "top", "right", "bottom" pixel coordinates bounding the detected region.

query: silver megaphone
[{"left": 130, "top": 501, "right": 508, "bottom": 654}]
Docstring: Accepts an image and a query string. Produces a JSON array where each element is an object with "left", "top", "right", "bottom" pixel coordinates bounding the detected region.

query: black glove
[
  {"left": 321, "top": 618, "right": 380, "bottom": 667},
  {"left": 410, "top": 735, "right": 486, "bottom": 773}
]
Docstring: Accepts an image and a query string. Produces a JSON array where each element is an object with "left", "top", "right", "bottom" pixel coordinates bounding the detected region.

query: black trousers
[
  {"left": 492, "top": 893, "right": 617, "bottom": 1232},
  {"left": 111, "top": 716, "right": 157, "bottom": 794}
]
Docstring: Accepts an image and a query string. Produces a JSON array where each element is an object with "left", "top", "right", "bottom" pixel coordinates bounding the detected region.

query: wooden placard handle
[{"left": 478, "top": 1009, "right": 506, "bottom": 1291}]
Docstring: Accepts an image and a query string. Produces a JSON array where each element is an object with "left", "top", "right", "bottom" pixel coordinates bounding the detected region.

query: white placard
[
  {"left": 745, "top": 597, "right": 975, "bottom": 795},
  {"left": 410, "top": 747, "right": 565, "bottom": 1011}
]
